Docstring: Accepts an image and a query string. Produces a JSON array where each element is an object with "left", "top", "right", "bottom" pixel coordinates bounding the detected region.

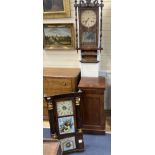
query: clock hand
[{"left": 85, "top": 18, "right": 90, "bottom": 24}]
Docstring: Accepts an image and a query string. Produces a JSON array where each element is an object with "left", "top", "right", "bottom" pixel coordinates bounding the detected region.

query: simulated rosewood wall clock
[
  {"left": 44, "top": 92, "right": 84, "bottom": 154},
  {"left": 74, "top": 0, "right": 104, "bottom": 63}
]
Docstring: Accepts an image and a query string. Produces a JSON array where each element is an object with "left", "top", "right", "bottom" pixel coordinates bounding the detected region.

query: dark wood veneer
[{"left": 78, "top": 77, "right": 106, "bottom": 134}]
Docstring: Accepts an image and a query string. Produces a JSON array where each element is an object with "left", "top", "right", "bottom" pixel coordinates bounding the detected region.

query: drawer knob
[{"left": 63, "top": 82, "right": 67, "bottom": 86}]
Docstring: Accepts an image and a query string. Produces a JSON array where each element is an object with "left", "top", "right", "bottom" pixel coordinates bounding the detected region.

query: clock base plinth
[{"left": 80, "top": 60, "right": 99, "bottom": 63}]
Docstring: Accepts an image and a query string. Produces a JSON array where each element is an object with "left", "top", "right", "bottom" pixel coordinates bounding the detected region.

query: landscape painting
[
  {"left": 43, "top": 24, "right": 75, "bottom": 49},
  {"left": 43, "top": 0, "right": 64, "bottom": 12},
  {"left": 43, "top": 0, "right": 71, "bottom": 18}
]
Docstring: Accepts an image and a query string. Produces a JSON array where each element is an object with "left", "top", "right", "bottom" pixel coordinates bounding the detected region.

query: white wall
[{"left": 100, "top": 0, "right": 111, "bottom": 71}]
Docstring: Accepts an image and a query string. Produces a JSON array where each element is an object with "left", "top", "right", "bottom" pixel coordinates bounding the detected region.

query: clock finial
[{"left": 86, "top": 0, "right": 91, "bottom": 4}]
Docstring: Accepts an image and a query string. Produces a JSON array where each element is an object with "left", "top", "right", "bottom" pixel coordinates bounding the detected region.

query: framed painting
[
  {"left": 43, "top": 23, "right": 75, "bottom": 50},
  {"left": 43, "top": 0, "right": 71, "bottom": 18}
]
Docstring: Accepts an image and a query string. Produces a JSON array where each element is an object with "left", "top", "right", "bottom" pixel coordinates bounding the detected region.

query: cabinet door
[{"left": 80, "top": 90, "right": 105, "bottom": 134}]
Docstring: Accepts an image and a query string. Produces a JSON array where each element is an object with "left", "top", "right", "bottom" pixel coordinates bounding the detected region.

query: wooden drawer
[{"left": 43, "top": 78, "right": 72, "bottom": 95}]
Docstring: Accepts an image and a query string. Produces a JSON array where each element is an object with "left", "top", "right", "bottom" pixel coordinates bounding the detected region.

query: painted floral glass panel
[
  {"left": 60, "top": 137, "right": 76, "bottom": 151},
  {"left": 58, "top": 116, "right": 75, "bottom": 134}
]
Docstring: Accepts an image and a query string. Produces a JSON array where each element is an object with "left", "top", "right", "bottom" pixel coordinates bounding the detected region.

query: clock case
[
  {"left": 44, "top": 92, "right": 84, "bottom": 154},
  {"left": 74, "top": 0, "right": 104, "bottom": 63},
  {"left": 79, "top": 7, "right": 99, "bottom": 50}
]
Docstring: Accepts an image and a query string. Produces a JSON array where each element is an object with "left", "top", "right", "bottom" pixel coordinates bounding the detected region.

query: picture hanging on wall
[
  {"left": 43, "top": 23, "right": 75, "bottom": 50},
  {"left": 43, "top": 0, "right": 71, "bottom": 18}
]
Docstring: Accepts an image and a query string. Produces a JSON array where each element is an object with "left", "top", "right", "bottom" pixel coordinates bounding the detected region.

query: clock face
[
  {"left": 57, "top": 100, "right": 73, "bottom": 116},
  {"left": 81, "top": 10, "right": 97, "bottom": 28}
]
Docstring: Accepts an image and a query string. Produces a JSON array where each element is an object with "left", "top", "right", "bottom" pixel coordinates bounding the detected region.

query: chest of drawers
[{"left": 43, "top": 68, "right": 81, "bottom": 120}]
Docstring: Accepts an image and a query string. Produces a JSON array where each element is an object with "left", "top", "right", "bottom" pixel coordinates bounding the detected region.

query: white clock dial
[
  {"left": 81, "top": 10, "right": 96, "bottom": 28},
  {"left": 57, "top": 100, "right": 73, "bottom": 116}
]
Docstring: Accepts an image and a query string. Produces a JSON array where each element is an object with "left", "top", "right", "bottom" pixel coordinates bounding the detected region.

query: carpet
[{"left": 43, "top": 128, "right": 111, "bottom": 155}]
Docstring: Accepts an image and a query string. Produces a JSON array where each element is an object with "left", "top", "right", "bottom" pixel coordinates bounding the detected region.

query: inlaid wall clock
[
  {"left": 74, "top": 0, "right": 104, "bottom": 63},
  {"left": 44, "top": 92, "right": 84, "bottom": 154}
]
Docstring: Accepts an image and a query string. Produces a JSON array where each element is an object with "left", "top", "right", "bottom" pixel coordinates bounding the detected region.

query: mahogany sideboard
[
  {"left": 43, "top": 68, "right": 81, "bottom": 120},
  {"left": 78, "top": 77, "right": 106, "bottom": 134}
]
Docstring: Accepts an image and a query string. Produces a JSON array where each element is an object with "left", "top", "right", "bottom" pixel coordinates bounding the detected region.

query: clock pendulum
[{"left": 74, "top": 0, "right": 104, "bottom": 63}]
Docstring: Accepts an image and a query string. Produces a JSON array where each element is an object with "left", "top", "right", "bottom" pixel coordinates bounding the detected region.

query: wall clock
[
  {"left": 44, "top": 92, "right": 84, "bottom": 154},
  {"left": 74, "top": 0, "right": 104, "bottom": 63}
]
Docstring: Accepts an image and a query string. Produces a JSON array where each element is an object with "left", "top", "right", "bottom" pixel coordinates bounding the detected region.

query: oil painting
[
  {"left": 43, "top": 0, "right": 71, "bottom": 18},
  {"left": 43, "top": 0, "right": 64, "bottom": 12},
  {"left": 43, "top": 23, "right": 75, "bottom": 50}
]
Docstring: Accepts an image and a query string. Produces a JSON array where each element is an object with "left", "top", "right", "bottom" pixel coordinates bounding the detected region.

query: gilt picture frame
[
  {"left": 43, "top": 23, "right": 75, "bottom": 50},
  {"left": 43, "top": 0, "right": 71, "bottom": 18}
]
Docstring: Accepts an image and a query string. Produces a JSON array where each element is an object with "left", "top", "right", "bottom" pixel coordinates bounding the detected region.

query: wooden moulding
[{"left": 43, "top": 139, "right": 62, "bottom": 155}]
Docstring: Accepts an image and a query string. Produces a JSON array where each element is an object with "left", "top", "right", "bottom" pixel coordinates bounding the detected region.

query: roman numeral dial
[{"left": 81, "top": 10, "right": 97, "bottom": 28}]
